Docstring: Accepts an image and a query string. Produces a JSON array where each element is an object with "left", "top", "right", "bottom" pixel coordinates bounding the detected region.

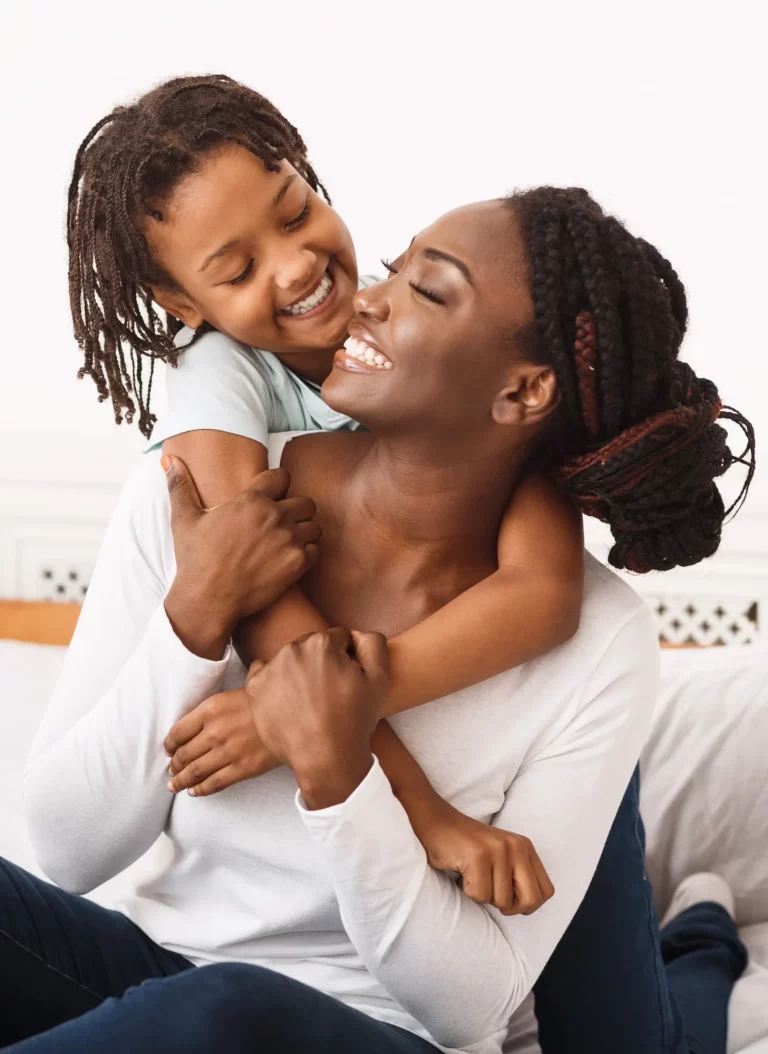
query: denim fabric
[{"left": 533, "top": 767, "right": 747, "bottom": 1054}]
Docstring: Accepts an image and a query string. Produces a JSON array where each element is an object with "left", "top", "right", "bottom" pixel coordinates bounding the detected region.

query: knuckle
[
  {"left": 284, "top": 546, "right": 305, "bottom": 575},
  {"left": 260, "top": 504, "right": 281, "bottom": 530},
  {"left": 185, "top": 763, "right": 201, "bottom": 784},
  {"left": 467, "top": 847, "right": 489, "bottom": 869}
]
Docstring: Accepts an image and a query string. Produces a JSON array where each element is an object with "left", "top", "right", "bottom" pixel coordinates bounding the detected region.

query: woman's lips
[
  {"left": 333, "top": 348, "right": 393, "bottom": 374},
  {"left": 342, "top": 336, "right": 393, "bottom": 369}
]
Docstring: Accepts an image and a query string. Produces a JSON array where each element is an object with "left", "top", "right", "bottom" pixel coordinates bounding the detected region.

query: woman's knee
[{"left": 138, "top": 962, "right": 298, "bottom": 1043}]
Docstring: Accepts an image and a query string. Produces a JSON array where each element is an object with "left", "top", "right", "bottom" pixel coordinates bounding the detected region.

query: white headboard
[
  {"left": 585, "top": 519, "right": 768, "bottom": 648},
  {"left": 2, "top": 437, "right": 766, "bottom": 649}
]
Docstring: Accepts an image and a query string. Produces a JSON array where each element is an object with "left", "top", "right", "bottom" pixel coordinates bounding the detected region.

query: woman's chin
[{"left": 321, "top": 365, "right": 389, "bottom": 424}]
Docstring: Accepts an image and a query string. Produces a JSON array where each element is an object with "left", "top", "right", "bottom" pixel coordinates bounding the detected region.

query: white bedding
[{"left": 1, "top": 638, "right": 767, "bottom": 1051}]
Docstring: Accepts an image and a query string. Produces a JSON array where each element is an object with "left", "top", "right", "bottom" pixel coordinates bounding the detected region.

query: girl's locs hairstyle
[{"left": 67, "top": 74, "right": 328, "bottom": 437}]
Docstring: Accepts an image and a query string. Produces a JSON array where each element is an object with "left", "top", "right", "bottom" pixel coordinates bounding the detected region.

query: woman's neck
[{"left": 341, "top": 431, "right": 526, "bottom": 575}]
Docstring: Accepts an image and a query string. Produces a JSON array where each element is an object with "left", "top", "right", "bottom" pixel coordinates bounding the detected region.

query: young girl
[{"left": 67, "top": 73, "right": 585, "bottom": 909}]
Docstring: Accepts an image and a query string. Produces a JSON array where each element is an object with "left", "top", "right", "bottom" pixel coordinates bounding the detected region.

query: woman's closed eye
[{"left": 380, "top": 258, "right": 445, "bottom": 305}]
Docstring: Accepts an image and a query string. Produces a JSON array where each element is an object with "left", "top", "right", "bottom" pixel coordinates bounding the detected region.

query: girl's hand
[
  {"left": 162, "top": 454, "right": 321, "bottom": 659},
  {"left": 408, "top": 796, "right": 555, "bottom": 916},
  {"left": 164, "top": 688, "right": 280, "bottom": 796}
]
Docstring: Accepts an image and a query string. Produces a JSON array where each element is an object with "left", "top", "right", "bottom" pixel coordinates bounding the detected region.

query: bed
[{"left": 1, "top": 599, "right": 767, "bottom": 1053}]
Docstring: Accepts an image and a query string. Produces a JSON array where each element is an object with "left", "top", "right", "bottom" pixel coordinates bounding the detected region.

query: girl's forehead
[
  {"left": 147, "top": 153, "right": 301, "bottom": 260},
  {"left": 173, "top": 149, "right": 299, "bottom": 218}
]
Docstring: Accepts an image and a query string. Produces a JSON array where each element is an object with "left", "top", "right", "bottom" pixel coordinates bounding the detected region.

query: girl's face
[
  {"left": 144, "top": 145, "right": 358, "bottom": 361},
  {"left": 323, "top": 200, "right": 556, "bottom": 443}
]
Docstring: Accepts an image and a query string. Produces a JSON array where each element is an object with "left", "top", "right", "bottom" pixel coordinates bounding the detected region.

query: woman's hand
[
  {"left": 164, "top": 688, "right": 279, "bottom": 797},
  {"left": 162, "top": 455, "right": 321, "bottom": 659},
  {"left": 406, "top": 795, "right": 555, "bottom": 916},
  {"left": 246, "top": 628, "right": 390, "bottom": 810}
]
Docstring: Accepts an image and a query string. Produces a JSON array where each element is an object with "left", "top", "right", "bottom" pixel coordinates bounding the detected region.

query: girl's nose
[
  {"left": 352, "top": 280, "right": 390, "bottom": 322},
  {"left": 274, "top": 248, "right": 317, "bottom": 292}
]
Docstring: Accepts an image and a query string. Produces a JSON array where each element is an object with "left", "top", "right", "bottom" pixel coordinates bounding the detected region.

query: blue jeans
[
  {"left": 533, "top": 767, "right": 748, "bottom": 1054},
  {"left": 0, "top": 859, "right": 437, "bottom": 1053},
  {"left": 0, "top": 770, "right": 747, "bottom": 1053}
]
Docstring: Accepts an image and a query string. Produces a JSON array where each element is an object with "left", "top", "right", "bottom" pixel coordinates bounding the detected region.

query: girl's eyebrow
[
  {"left": 198, "top": 175, "right": 299, "bottom": 273},
  {"left": 272, "top": 174, "right": 297, "bottom": 207},
  {"left": 199, "top": 239, "right": 241, "bottom": 273}
]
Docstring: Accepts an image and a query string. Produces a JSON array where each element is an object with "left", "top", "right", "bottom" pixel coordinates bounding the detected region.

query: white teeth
[
  {"left": 342, "top": 337, "right": 393, "bottom": 370},
  {"left": 280, "top": 271, "right": 334, "bottom": 316}
]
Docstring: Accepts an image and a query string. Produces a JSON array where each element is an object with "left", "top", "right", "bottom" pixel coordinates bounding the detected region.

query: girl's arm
[
  {"left": 165, "top": 431, "right": 581, "bottom": 913},
  {"left": 163, "top": 432, "right": 585, "bottom": 708}
]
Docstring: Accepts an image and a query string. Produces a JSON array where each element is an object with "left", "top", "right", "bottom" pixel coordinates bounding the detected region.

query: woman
[{"left": 6, "top": 192, "right": 751, "bottom": 1053}]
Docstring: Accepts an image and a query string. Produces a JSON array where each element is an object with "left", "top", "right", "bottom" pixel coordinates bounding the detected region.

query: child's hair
[
  {"left": 67, "top": 74, "right": 329, "bottom": 437},
  {"left": 507, "top": 187, "right": 755, "bottom": 573}
]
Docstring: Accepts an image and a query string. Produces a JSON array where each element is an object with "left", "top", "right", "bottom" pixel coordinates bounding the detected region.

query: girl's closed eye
[
  {"left": 285, "top": 197, "right": 311, "bottom": 230},
  {"left": 228, "top": 260, "right": 254, "bottom": 286}
]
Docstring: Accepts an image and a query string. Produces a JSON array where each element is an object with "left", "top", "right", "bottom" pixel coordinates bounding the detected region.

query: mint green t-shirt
[{"left": 147, "top": 276, "right": 378, "bottom": 451}]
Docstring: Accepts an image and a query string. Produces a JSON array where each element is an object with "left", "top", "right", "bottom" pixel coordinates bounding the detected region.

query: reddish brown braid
[
  {"left": 573, "top": 311, "right": 600, "bottom": 439},
  {"left": 507, "top": 187, "right": 755, "bottom": 574}
]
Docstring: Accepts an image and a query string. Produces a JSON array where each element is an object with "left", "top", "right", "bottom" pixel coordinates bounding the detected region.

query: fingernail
[
  {"left": 188, "top": 788, "right": 196, "bottom": 797},
  {"left": 160, "top": 454, "right": 172, "bottom": 472},
  {"left": 166, "top": 780, "right": 175, "bottom": 792}
]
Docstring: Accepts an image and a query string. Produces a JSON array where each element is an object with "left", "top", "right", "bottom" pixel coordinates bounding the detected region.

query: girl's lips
[{"left": 276, "top": 266, "right": 340, "bottom": 323}]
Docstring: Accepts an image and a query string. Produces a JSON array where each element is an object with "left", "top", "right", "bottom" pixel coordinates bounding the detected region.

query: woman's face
[
  {"left": 323, "top": 200, "right": 545, "bottom": 438},
  {"left": 144, "top": 145, "right": 358, "bottom": 357}
]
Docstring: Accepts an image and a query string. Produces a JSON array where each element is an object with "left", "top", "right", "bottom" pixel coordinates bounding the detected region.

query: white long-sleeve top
[{"left": 24, "top": 439, "right": 659, "bottom": 1054}]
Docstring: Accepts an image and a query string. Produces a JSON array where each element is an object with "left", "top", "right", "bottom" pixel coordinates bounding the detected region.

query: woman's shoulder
[
  {"left": 274, "top": 430, "right": 374, "bottom": 495},
  {"left": 575, "top": 554, "right": 658, "bottom": 672}
]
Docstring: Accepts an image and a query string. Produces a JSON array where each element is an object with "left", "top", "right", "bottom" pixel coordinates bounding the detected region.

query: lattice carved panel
[{"left": 649, "top": 595, "right": 759, "bottom": 646}]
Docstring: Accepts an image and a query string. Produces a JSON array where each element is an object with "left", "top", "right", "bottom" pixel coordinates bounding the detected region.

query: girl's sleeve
[
  {"left": 148, "top": 329, "right": 274, "bottom": 449},
  {"left": 23, "top": 455, "right": 231, "bottom": 894},
  {"left": 298, "top": 606, "right": 659, "bottom": 1051}
]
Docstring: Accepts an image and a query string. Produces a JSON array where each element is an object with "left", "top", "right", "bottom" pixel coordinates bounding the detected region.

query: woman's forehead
[{"left": 415, "top": 201, "right": 527, "bottom": 282}]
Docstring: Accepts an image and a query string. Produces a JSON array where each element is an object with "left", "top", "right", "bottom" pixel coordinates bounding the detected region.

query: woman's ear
[
  {"left": 148, "top": 285, "right": 205, "bottom": 331},
  {"left": 492, "top": 365, "right": 559, "bottom": 427}
]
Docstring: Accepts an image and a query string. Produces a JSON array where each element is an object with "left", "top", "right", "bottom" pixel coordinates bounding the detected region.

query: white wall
[{"left": 2, "top": 0, "right": 766, "bottom": 513}]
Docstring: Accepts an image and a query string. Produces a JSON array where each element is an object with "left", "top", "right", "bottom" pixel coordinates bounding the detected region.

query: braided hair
[
  {"left": 67, "top": 74, "right": 329, "bottom": 437},
  {"left": 507, "top": 187, "right": 755, "bottom": 573}
]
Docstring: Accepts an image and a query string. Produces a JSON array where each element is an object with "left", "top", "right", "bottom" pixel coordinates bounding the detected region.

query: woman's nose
[
  {"left": 352, "top": 281, "right": 390, "bottom": 322},
  {"left": 274, "top": 248, "right": 317, "bottom": 292}
]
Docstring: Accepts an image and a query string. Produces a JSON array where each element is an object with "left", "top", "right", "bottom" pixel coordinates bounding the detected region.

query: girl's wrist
[{"left": 165, "top": 582, "right": 234, "bottom": 660}]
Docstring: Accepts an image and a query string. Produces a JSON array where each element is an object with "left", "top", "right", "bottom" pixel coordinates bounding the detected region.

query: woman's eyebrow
[{"left": 421, "top": 247, "right": 474, "bottom": 287}]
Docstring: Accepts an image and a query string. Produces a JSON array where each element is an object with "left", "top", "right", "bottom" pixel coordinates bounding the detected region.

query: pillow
[
  {"left": 0, "top": 639, "right": 67, "bottom": 873},
  {"left": 641, "top": 646, "right": 768, "bottom": 927}
]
